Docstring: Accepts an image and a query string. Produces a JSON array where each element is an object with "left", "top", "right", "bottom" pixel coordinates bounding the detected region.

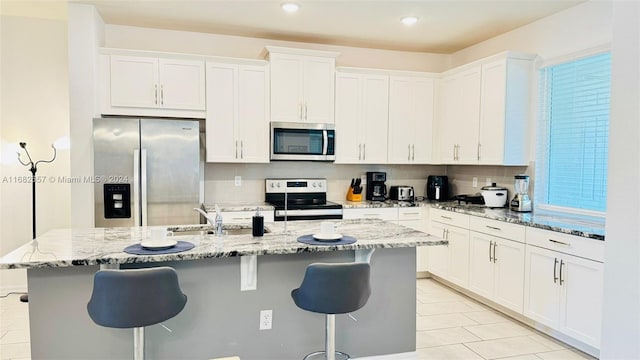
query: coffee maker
[
  {"left": 510, "top": 174, "right": 532, "bottom": 212},
  {"left": 366, "top": 172, "right": 387, "bottom": 201}
]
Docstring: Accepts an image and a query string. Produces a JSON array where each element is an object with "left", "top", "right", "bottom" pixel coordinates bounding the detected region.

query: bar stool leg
[
  {"left": 326, "top": 314, "right": 335, "bottom": 360},
  {"left": 134, "top": 327, "right": 144, "bottom": 360}
]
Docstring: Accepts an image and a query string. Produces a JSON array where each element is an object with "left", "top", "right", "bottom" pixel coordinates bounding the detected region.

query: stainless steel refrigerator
[{"left": 93, "top": 117, "right": 201, "bottom": 227}]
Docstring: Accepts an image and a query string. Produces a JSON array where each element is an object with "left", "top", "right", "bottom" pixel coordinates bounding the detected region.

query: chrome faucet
[{"left": 193, "top": 208, "right": 224, "bottom": 236}]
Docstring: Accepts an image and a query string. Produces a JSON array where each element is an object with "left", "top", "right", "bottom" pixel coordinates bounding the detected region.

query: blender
[{"left": 510, "top": 174, "right": 532, "bottom": 212}]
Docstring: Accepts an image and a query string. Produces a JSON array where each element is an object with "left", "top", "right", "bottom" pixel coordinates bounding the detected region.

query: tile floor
[{"left": 0, "top": 278, "right": 596, "bottom": 360}]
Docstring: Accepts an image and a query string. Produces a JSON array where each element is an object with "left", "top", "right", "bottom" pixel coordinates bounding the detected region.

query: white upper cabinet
[
  {"left": 437, "top": 52, "right": 534, "bottom": 165},
  {"left": 388, "top": 75, "right": 435, "bottom": 164},
  {"left": 267, "top": 46, "right": 339, "bottom": 123},
  {"left": 104, "top": 54, "right": 205, "bottom": 117},
  {"left": 205, "top": 61, "right": 269, "bottom": 163},
  {"left": 335, "top": 69, "right": 389, "bottom": 164}
]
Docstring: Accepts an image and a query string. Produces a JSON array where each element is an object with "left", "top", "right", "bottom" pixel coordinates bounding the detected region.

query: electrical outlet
[
  {"left": 486, "top": 178, "right": 492, "bottom": 186},
  {"left": 472, "top": 177, "right": 478, "bottom": 188},
  {"left": 360, "top": 175, "right": 366, "bottom": 185},
  {"left": 234, "top": 176, "right": 242, "bottom": 186},
  {"left": 259, "top": 309, "right": 272, "bottom": 330}
]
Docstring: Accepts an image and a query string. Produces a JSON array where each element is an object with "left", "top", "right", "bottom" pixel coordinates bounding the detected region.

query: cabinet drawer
[
  {"left": 398, "top": 207, "right": 423, "bottom": 221},
  {"left": 219, "top": 210, "right": 275, "bottom": 224},
  {"left": 430, "top": 208, "right": 469, "bottom": 228},
  {"left": 526, "top": 227, "right": 604, "bottom": 262},
  {"left": 470, "top": 216, "right": 525, "bottom": 243},
  {"left": 343, "top": 208, "right": 398, "bottom": 221}
]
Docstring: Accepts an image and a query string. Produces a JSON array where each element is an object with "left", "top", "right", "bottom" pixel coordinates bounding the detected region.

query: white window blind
[{"left": 536, "top": 52, "right": 611, "bottom": 213}]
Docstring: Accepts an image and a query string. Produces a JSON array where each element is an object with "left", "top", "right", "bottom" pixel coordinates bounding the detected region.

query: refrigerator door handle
[
  {"left": 141, "top": 149, "right": 148, "bottom": 226},
  {"left": 133, "top": 150, "right": 141, "bottom": 226}
]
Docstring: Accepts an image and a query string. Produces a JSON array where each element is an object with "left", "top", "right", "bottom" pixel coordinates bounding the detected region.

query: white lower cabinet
[
  {"left": 469, "top": 231, "right": 525, "bottom": 313},
  {"left": 220, "top": 210, "right": 274, "bottom": 224},
  {"left": 397, "top": 207, "right": 429, "bottom": 272},
  {"left": 428, "top": 209, "right": 470, "bottom": 288},
  {"left": 524, "top": 243, "right": 603, "bottom": 348}
]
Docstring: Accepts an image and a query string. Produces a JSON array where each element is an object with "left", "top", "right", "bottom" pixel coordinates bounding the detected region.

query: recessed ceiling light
[
  {"left": 400, "top": 16, "right": 419, "bottom": 26},
  {"left": 281, "top": 2, "right": 300, "bottom": 13}
]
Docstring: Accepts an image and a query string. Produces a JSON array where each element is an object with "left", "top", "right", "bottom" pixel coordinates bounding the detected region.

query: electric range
[{"left": 265, "top": 179, "right": 343, "bottom": 221}]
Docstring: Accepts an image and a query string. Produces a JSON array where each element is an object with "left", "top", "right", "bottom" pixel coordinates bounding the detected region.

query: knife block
[{"left": 346, "top": 187, "right": 362, "bottom": 202}]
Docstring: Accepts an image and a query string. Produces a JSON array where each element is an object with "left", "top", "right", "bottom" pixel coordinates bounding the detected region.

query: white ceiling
[{"left": 68, "top": 1, "right": 582, "bottom": 53}]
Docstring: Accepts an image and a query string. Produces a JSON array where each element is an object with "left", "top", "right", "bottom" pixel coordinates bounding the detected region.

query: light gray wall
[{"left": 600, "top": 1, "right": 640, "bottom": 358}]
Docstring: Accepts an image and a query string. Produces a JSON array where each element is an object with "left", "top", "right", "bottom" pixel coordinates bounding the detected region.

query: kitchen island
[{"left": 0, "top": 219, "right": 445, "bottom": 360}]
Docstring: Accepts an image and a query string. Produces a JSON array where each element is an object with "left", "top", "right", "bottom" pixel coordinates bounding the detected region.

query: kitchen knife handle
[
  {"left": 559, "top": 260, "right": 565, "bottom": 285},
  {"left": 553, "top": 258, "right": 559, "bottom": 283}
]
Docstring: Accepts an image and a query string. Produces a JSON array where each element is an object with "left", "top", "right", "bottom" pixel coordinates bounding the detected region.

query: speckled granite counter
[
  {"left": 202, "top": 202, "right": 274, "bottom": 212},
  {"left": 0, "top": 219, "right": 444, "bottom": 269},
  {"left": 337, "top": 199, "right": 430, "bottom": 208},
  {"left": 431, "top": 201, "right": 605, "bottom": 240}
]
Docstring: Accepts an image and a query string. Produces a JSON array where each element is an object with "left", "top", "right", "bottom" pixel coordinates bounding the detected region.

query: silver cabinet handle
[
  {"left": 299, "top": 103, "right": 303, "bottom": 120},
  {"left": 553, "top": 258, "right": 559, "bottom": 283},
  {"left": 363, "top": 143, "right": 366, "bottom": 160},
  {"left": 235, "top": 140, "right": 238, "bottom": 159},
  {"left": 549, "top": 239, "right": 571, "bottom": 246},
  {"left": 559, "top": 259, "right": 565, "bottom": 285},
  {"left": 408, "top": 144, "right": 411, "bottom": 161},
  {"left": 489, "top": 241, "right": 493, "bottom": 262},
  {"left": 358, "top": 144, "right": 362, "bottom": 160},
  {"left": 442, "top": 228, "right": 446, "bottom": 240},
  {"left": 412, "top": 144, "right": 415, "bottom": 160},
  {"left": 240, "top": 140, "right": 244, "bottom": 159},
  {"left": 493, "top": 242, "right": 497, "bottom": 263},
  {"left": 477, "top": 143, "right": 481, "bottom": 161},
  {"left": 452, "top": 145, "right": 456, "bottom": 160},
  {"left": 304, "top": 103, "right": 308, "bottom": 121},
  {"left": 154, "top": 84, "right": 158, "bottom": 105},
  {"left": 440, "top": 215, "right": 452, "bottom": 220},
  {"left": 486, "top": 225, "right": 502, "bottom": 231},
  {"left": 160, "top": 84, "right": 164, "bottom": 105}
]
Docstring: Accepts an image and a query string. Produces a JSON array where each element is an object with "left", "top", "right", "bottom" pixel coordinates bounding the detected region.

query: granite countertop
[
  {"left": 337, "top": 199, "right": 431, "bottom": 209},
  {"left": 202, "top": 202, "right": 274, "bottom": 212},
  {"left": 0, "top": 219, "right": 445, "bottom": 270},
  {"left": 431, "top": 201, "right": 605, "bottom": 241}
]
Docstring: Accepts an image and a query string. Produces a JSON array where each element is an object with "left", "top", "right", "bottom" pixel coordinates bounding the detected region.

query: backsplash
[
  {"left": 204, "top": 163, "right": 446, "bottom": 204},
  {"left": 445, "top": 162, "right": 535, "bottom": 201}
]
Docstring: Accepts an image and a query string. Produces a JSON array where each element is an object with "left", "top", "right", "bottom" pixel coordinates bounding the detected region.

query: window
[{"left": 535, "top": 52, "right": 611, "bottom": 213}]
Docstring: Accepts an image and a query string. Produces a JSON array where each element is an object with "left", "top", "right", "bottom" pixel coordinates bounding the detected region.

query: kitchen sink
[{"left": 171, "top": 226, "right": 270, "bottom": 236}]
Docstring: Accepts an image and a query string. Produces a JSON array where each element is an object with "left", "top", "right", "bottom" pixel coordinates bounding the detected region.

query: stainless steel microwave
[{"left": 270, "top": 122, "right": 335, "bottom": 161}]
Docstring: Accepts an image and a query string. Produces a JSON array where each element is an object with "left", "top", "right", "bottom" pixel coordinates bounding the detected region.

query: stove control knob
[
  {"left": 270, "top": 183, "right": 275, "bottom": 188},
  {"left": 317, "top": 182, "right": 323, "bottom": 188},
  {"left": 312, "top": 183, "right": 317, "bottom": 188},
  {"left": 276, "top": 183, "right": 281, "bottom": 188}
]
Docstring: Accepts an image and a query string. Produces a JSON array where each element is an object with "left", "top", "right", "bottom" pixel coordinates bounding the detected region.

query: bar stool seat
[
  {"left": 291, "top": 262, "right": 371, "bottom": 360},
  {"left": 87, "top": 266, "right": 187, "bottom": 360}
]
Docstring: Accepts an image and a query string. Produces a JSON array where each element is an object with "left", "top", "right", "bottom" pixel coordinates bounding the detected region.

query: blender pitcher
[{"left": 510, "top": 175, "right": 532, "bottom": 212}]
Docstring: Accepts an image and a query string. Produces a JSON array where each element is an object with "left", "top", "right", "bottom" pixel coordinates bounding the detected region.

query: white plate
[
  {"left": 141, "top": 239, "right": 177, "bottom": 250},
  {"left": 312, "top": 233, "right": 343, "bottom": 241}
]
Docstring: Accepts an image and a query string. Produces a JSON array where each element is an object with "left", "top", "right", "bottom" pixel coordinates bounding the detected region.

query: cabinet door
[
  {"left": 388, "top": 77, "right": 414, "bottom": 163},
  {"left": 361, "top": 74, "right": 389, "bottom": 163},
  {"left": 447, "top": 225, "right": 470, "bottom": 288},
  {"left": 468, "top": 231, "right": 495, "bottom": 300},
  {"left": 560, "top": 255, "right": 603, "bottom": 347},
  {"left": 270, "top": 54, "right": 303, "bottom": 122},
  {"left": 303, "top": 57, "right": 335, "bottom": 123},
  {"left": 493, "top": 237, "right": 525, "bottom": 313},
  {"left": 524, "top": 245, "right": 562, "bottom": 329},
  {"left": 412, "top": 78, "right": 435, "bottom": 164},
  {"left": 238, "top": 65, "right": 269, "bottom": 163},
  {"left": 110, "top": 55, "right": 158, "bottom": 108},
  {"left": 438, "top": 76, "right": 458, "bottom": 163},
  {"left": 205, "top": 63, "right": 237, "bottom": 162},
  {"left": 456, "top": 67, "right": 482, "bottom": 164},
  {"left": 158, "top": 59, "right": 205, "bottom": 110},
  {"left": 428, "top": 221, "right": 449, "bottom": 277},
  {"left": 478, "top": 59, "right": 507, "bottom": 165},
  {"left": 334, "top": 73, "right": 363, "bottom": 163}
]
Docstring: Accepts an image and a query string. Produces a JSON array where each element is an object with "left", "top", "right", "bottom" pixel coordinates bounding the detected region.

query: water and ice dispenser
[{"left": 103, "top": 183, "right": 131, "bottom": 219}]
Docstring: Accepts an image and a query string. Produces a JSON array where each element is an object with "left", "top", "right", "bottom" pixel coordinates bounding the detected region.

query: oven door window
[{"left": 273, "top": 128, "right": 324, "bottom": 155}]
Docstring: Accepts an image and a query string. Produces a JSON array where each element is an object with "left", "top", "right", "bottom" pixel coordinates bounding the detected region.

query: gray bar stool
[
  {"left": 87, "top": 267, "right": 188, "bottom": 360},
  {"left": 291, "top": 262, "right": 371, "bottom": 360}
]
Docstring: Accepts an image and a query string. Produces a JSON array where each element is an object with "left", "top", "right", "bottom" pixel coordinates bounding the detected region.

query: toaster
[{"left": 389, "top": 186, "right": 415, "bottom": 201}]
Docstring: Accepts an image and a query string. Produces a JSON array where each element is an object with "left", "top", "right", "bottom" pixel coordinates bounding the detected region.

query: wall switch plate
[
  {"left": 259, "top": 310, "right": 272, "bottom": 330},
  {"left": 472, "top": 177, "right": 478, "bottom": 187},
  {"left": 234, "top": 176, "right": 242, "bottom": 186},
  {"left": 486, "top": 178, "right": 492, "bottom": 186}
]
